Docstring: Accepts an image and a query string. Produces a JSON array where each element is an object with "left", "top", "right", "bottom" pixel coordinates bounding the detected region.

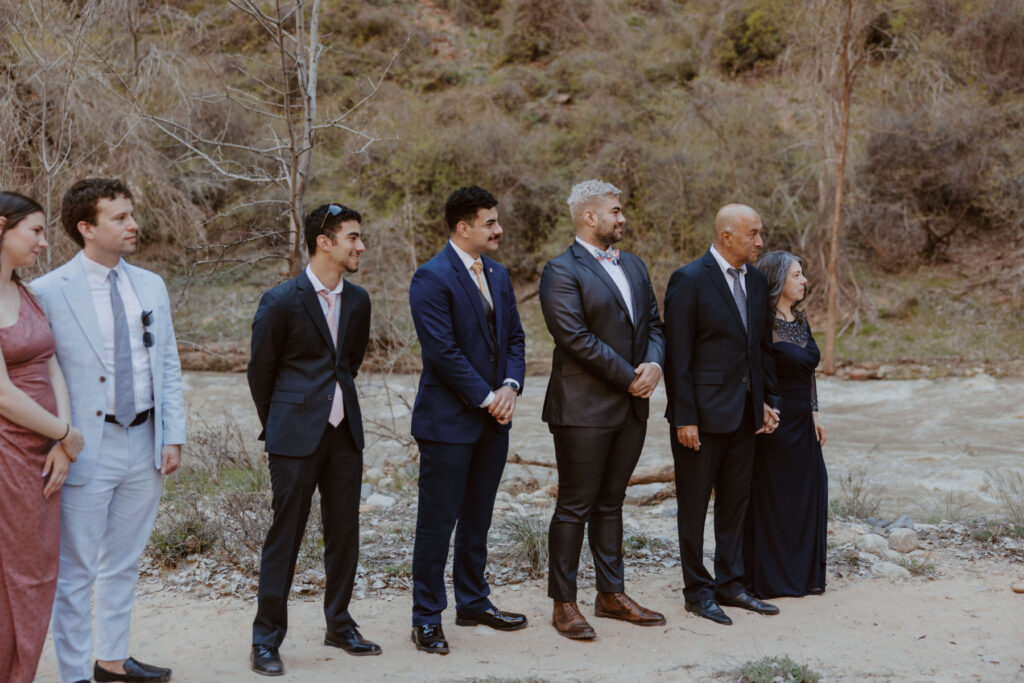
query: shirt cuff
[{"left": 479, "top": 391, "right": 496, "bottom": 408}]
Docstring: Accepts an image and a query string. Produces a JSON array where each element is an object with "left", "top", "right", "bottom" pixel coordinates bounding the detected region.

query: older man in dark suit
[
  {"left": 663, "top": 204, "right": 781, "bottom": 626},
  {"left": 539, "top": 180, "right": 666, "bottom": 640},
  {"left": 247, "top": 204, "right": 378, "bottom": 676}
]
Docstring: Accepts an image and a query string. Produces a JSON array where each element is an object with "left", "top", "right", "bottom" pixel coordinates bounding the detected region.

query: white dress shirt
[
  {"left": 709, "top": 244, "right": 746, "bottom": 296},
  {"left": 81, "top": 253, "right": 154, "bottom": 413},
  {"left": 576, "top": 236, "right": 634, "bottom": 323},
  {"left": 305, "top": 264, "right": 344, "bottom": 319},
  {"left": 447, "top": 240, "right": 518, "bottom": 407}
]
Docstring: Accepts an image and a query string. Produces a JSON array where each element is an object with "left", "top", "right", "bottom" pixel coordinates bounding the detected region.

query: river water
[{"left": 182, "top": 372, "right": 1024, "bottom": 518}]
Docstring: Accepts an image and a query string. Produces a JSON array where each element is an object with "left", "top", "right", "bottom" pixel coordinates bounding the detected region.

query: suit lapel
[
  {"left": 334, "top": 284, "right": 353, "bottom": 362},
  {"left": 446, "top": 244, "right": 494, "bottom": 350},
  {"left": 703, "top": 251, "right": 747, "bottom": 336},
  {"left": 297, "top": 272, "right": 336, "bottom": 356},
  {"left": 572, "top": 242, "right": 632, "bottom": 323},
  {"left": 60, "top": 256, "right": 109, "bottom": 370},
  {"left": 483, "top": 255, "right": 503, "bottom": 347}
]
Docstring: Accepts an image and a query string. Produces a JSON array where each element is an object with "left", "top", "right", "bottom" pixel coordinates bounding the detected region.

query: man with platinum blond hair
[{"left": 539, "top": 180, "right": 666, "bottom": 640}]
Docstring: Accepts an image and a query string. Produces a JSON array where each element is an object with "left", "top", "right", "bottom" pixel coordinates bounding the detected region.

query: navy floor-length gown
[{"left": 743, "top": 317, "right": 827, "bottom": 598}]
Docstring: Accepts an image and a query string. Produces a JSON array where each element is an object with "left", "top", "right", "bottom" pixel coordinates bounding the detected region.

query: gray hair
[
  {"left": 567, "top": 179, "right": 621, "bottom": 220},
  {"left": 756, "top": 250, "right": 806, "bottom": 323}
]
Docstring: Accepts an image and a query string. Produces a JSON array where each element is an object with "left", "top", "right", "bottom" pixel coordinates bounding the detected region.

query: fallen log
[{"left": 507, "top": 454, "right": 674, "bottom": 487}]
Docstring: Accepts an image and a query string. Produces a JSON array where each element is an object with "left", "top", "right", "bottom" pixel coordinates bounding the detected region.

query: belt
[{"left": 104, "top": 408, "right": 153, "bottom": 427}]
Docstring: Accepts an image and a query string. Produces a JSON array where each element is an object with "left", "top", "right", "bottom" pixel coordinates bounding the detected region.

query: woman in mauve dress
[
  {"left": 743, "top": 250, "right": 828, "bottom": 599},
  {"left": 0, "top": 191, "right": 84, "bottom": 683}
]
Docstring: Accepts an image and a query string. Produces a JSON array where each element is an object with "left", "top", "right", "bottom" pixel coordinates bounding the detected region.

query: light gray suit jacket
[{"left": 30, "top": 253, "right": 187, "bottom": 486}]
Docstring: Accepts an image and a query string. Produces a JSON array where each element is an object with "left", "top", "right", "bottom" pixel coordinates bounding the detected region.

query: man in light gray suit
[{"left": 32, "top": 178, "right": 186, "bottom": 683}]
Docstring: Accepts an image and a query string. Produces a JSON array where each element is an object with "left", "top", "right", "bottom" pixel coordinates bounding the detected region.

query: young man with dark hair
[
  {"left": 247, "top": 203, "right": 377, "bottom": 676},
  {"left": 32, "top": 178, "right": 186, "bottom": 683},
  {"left": 408, "top": 185, "right": 527, "bottom": 654}
]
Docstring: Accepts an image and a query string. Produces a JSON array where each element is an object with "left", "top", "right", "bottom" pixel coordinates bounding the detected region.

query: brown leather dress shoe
[
  {"left": 552, "top": 601, "right": 597, "bottom": 640},
  {"left": 594, "top": 591, "right": 667, "bottom": 626}
]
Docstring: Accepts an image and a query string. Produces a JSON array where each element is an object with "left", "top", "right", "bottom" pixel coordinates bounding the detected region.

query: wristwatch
[{"left": 502, "top": 379, "right": 520, "bottom": 392}]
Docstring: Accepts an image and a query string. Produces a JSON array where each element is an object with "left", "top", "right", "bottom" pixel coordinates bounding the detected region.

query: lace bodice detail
[{"left": 772, "top": 317, "right": 818, "bottom": 411}]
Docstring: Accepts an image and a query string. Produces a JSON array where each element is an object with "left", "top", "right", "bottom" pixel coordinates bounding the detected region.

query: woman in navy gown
[{"left": 743, "top": 250, "right": 828, "bottom": 598}]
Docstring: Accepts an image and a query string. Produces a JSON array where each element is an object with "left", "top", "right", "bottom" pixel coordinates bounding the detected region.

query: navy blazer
[
  {"left": 409, "top": 243, "right": 526, "bottom": 444},
  {"left": 248, "top": 271, "right": 370, "bottom": 455},
  {"left": 663, "top": 250, "right": 779, "bottom": 434},
  {"left": 539, "top": 242, "right": 665, "bottom": 427}
]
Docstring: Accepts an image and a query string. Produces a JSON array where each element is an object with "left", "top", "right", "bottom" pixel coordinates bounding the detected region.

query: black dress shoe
[
  {"left": 325, "top": 627, "right": 382, "bottom": 656},
  {"left": 411, "top": 624, "right": 450, "bottom": 654},
  {"left": 717, "top": 591, "right": 780, "bottom": 615},
  {"left": 455, "top": 606, "right": 528, "bottom": 631},
  {"left": 93, "top": 657, "right": 172, "bottom": 682},
  {"left": 250, "top": 645, "right": 284, "bottom": 677},
  {"left": 684, "top": 598, "right": 733, "bottom": 625}
]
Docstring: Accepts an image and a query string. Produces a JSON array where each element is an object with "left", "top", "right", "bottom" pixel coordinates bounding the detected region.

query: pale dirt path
[{"left": 36, "top": 560, "right": 1024, "bottom": 682}]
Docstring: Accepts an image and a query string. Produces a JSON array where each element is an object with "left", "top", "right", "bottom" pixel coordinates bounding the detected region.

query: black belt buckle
[{"left": 104, "top": 409, "right": 153, "bottom": 427}]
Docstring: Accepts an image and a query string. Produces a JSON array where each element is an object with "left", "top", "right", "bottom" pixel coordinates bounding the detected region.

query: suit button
[
  {"left": 99, "top": 376, "right": 106, "bottom": 383},
  {"left": 489, "top": 356, "right": 494, "bottom": 362},
  {"left": 327, "top": 394, "right": 333, "bottom": 400},
  {"left": 742, "top": 376, "right": 749, "bottom": 383},
  {"left": 96, "top": 410, "right": 102, "bottom": 416}
]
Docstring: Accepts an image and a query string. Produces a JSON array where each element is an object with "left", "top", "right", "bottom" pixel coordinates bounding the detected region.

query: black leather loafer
[
  {"left": 455, "top": 606, "right": 528, "bottom": 631},
  {"left": 717, "top": 591, "right": 780, "bottom": 615},
  {"left": 684, "top": 598, "right": 733, "bottom": 625},
  {"left": 412, "top": 624, "right": 450, "bottom": 654},
  {"left": 93, "top": 657, "right": 172, "bottom": 682},
  {"left": 250, "top": 645, "right": 284, "bottom": 676},
  {"left": 325, "top": 628, "right": 382, "bottom": 656}
]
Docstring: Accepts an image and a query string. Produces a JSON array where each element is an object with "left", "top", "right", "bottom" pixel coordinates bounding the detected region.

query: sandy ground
[
  {"left": 32, "top": 373, "right": 1024, "bottom": 681},
  {"left": 36, "top": 559, "right": 1024, "bottom": 681}
]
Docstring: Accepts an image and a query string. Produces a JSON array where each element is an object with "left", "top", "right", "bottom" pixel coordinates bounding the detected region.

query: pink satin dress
[{"left": 0, "top": 284, "right": 61, "bottom": 683}]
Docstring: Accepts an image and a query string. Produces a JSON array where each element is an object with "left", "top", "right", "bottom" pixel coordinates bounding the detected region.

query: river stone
[
  {"left": 882, "top": 549, "right": 904, "bottom": 563},
  {"left": 365, "top": 467, "right": 384, "bottom": 481},
  {"left": 871, "top": 561, "right": 911, "bottom": 579},
  {"left": 360, "top": 483, "right": 373, "bottom": 499},
  {"left": 855, "top": 533, "right": 889, "bottom": 554},
  {"left": 889, "top": 528, "right": 919, "bottom": 553},
  {"left": 886, "top": 514, "right": 915, "bottom": 530},
  {"left": 366, "top": 493, "right": 396, "bottom": 509},
  {"left": 1012, "top": 582, "right": 1024, "bottom": 594}
]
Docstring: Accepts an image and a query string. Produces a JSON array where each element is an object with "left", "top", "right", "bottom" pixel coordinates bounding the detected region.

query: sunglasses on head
[
  {"left": 317, "top": 204, "right": 345, "bottom": 240},
  {"left": 141, "top": 310, "right": 154, "bottom": 348}
]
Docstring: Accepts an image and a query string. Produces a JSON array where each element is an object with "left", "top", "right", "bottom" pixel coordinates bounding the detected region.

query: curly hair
[
  {"left": 60, "top": 178, "right": 133, "bottom": 247},
  {"left": 444, "top": 185, "right": 497, "bottom": 232},
  {"left": 756, "top": 250, "right": 806, "bottom": 323},
  {"left": 566, "top": 179, "right": 621, "bottom": 221},
  {"left": 304, "top": 203, "right": 362, "bottom": 255}
]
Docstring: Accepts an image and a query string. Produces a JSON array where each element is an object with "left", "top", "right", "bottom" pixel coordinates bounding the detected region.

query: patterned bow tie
[{"left": 594, "top": 247, "right": 620, "bottom": 265}]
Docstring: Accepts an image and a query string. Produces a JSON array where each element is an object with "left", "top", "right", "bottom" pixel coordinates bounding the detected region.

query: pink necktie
[{"left": 319, "top": 290, "right": 345, "bottom": 427}]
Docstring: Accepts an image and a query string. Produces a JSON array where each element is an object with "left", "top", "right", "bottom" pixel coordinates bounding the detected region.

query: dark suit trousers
[
  {"left": 547, "top": 412, "right": 646, "bottom": 602},
  {"left": 411, "top": 426, "right": 508, "bottom": 626},
  {"left": 253, "top": 420, "right": 362, "bottom": 647},
  {"left": 671, "top": 400, "right": 755, "bottom": 603}
]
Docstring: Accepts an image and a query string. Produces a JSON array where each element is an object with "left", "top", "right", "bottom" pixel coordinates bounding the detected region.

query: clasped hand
[
  {"left": 488, "top": 385, "right": 517, "bottom": 425},
  {"left": 628, "top": 362, "right": 661, "bottom": 398},
  {"left": 754, "top": 404, "right": 781, "bottom": 435}
]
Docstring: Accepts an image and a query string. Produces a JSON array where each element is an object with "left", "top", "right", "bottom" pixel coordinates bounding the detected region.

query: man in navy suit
[
  {"left": 663, "top": 204, "right": 781, "bottom": 626},
  {"left": 247, "top": 204, "right": 379, "bottom": 675},
  {"left": 408, "top": 185, "right": 527, "bottom": 654}
]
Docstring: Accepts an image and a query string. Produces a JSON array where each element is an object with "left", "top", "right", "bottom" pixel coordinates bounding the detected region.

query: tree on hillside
[
  {"left": 134, "top": 0, "right": 400, "bottom": 277},
  {"left": 802, "top": 0, "right": 879, "bottom": 373}
]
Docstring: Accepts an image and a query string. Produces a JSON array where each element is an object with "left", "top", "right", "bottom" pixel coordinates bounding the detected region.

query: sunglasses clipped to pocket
[{"left": 142, "top": 309, "right": 154, "bottom": 348}]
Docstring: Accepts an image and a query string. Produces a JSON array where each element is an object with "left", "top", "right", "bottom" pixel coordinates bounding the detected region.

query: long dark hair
[
  {"left": 756, "top": 250, "right": 806, "bottom": 324},
  {"left": 0, "top": 191, "right": 45, "bottom": 284}
]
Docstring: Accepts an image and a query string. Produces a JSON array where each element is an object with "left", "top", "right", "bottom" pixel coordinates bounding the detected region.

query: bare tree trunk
[{"left": 822, "top": 0, "right": 854, "bottom": 374}]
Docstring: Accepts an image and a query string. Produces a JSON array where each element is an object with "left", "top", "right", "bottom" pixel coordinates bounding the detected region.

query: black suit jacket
[
  {"left": 539, "top": 242, "right": 665, "bottom": 427},
  {"left": 663, "top": 250, "right": 779, "bottom": 434},
  {"left": 248, "top": 271, "right": 370, "bottom": 455}
]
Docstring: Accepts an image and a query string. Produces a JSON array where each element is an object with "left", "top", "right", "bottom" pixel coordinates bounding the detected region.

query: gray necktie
[
  {"left": 727, "top": 267, "right": 748, "bottom": 332},
  {"left": 109, "top": 269, "right": 136, "bottom": 426}
]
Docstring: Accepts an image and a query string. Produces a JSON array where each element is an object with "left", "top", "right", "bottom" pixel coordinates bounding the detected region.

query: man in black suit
[
  {"left": 539, "top": 180, "right": 666, "bottom": 640},
  {"left": 247, "top": 204, "right": 379, "bottom": 675},
  {"left": 663, "top": 204, "right": 782, "bottom": 626}
]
